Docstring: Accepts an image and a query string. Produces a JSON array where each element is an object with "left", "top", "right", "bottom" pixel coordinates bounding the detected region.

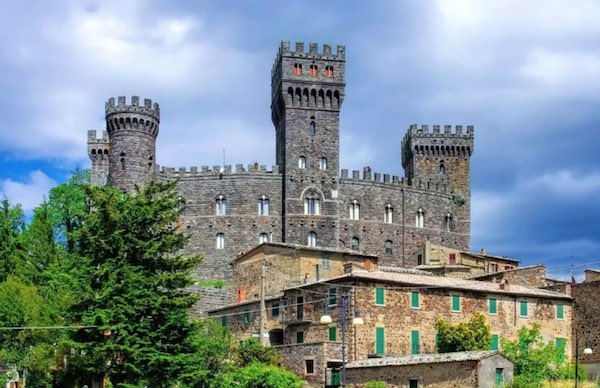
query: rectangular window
[
  {"left": 305, "top": 359, "right": 314, "bottom": 374},
  {"left": 375, "top": 327, "right": 385, "bottom": 355},
  {"left": 451, "top": 295, "right": 461, "bottom": 312},
  {"left": 321, "top": 253, "right": 331, "bottom": 269},
  {"left": 328, "top": 326, "right": 337, "bottom": 341},
  {"left": 297, "top": 296, "right": 304, "bottom": 320},
  {"left": 448, "top": 253, "right": 456, "bottom": 265},
  {"left": 409, "top": 379, "right": 419, "bottom": 388},
  {"left": 556, "top": 338, "right": 566, "bottom": 362},
  {"left": 375, "top": 288, "right": 385, "bottom": 306},
  {"left": 411, "top": 292, "right": 420, "bottom": 309},
  {"left": 296, "top": 331, "right": 304, "bottom": 344},
  {"left": 243, "top": 310, "right": 250, "bottom": 326},
  {"left": 221, "top": 315, "right": 227, "bottom": 327},
  {"left": 329, "top": 288, "right": 337, "bottom": 306},
  {"left": 519, "top": 300, "right": 528, "bottom": 317},
  {"left": 556, "top": 303, "right": 564, "bottom": 320},
  {"left": 489, "top": 298, "right": 497, "bottom": 315},
  {"left": 490, "top": 334, "right": 499, "bottom": 351},
  {"left": 411, "top": 330, "right": 420, "bottom": 355},
  {"left": 495, "top": 369, "right": 504, "bottom": 385},
  {"left": 272, "top": 302, "right": 280, "bottom": 317}
]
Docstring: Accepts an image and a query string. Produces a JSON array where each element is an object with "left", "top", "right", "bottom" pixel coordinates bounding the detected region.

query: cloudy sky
[{"left": 1, "top": 0, "right": 599, "bottom": 278}]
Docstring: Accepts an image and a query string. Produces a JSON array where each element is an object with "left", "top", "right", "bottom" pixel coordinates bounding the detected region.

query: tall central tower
[{"left": 271, "top": 41, "right": 345, "bottom": 247}]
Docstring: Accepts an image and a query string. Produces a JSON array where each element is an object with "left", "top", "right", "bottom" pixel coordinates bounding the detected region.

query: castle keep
[{"left": 87, "top": 41, "right": 474, "bottom": 285}]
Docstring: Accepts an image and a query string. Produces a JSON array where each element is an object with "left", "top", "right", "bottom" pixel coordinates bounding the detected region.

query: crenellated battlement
[
  {"left": 156, "top": 164, "right": 281, "bottom": 178},
  {"left": 407, "top": 124, "right": 474, "bottom": 138},
  {"left": 271, "top": 41, "right": 346, "bottom": 85},
  {"left": 87, "top": 129, "right": 109, "bottom": 157},
  {"left": 340, "top": 167, "right": 452, "bottom": 194},
  {"left": 105, "top": 96, "right": 160, "bottom": 121},
  {"left": 277, "top": 40, "right": 345, "bottom": 61}
]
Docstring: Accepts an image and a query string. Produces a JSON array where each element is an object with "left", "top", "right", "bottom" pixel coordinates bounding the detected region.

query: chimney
[
  {"left": 315, "top": 264, "right": 321, "bottom": 281},
  {"left": 480, "top": 248, "right": 487, "bottom": 255},
  {"left": 499, "top": 279, "right": 509, "bottom": 291}
]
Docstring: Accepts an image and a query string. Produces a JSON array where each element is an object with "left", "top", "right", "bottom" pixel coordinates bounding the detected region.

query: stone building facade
[
  {"left": 209, "top": 267, "right": 571, "bottom": 386},
  {"left": 571, "top": 269, "right": 600, "bottom": 379},
  {"left": 86, "top": 41, "right": 475, "bottom": 291}
]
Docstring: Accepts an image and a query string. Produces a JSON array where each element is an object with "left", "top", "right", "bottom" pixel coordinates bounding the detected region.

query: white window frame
[
  {"left": 216, "top": 233, "right": 225, "bottom": 249},
  {"left": 351, "top": 237, "right": 360, "bottom": 251},
  {"left": 215, "top": 195, "right": 227, "bottom": 216},
  {"left": 416, "top": 208, "right": 425, "bottom": 228},
  {"left": 445, "top": 212, "right": 452, "bottom": 232},
  {"left": 349, "top": 200, "right": 360, "bottom": 220},
  {"left": 308, "top": 231, "right": 317, "bottom": 247},
  {"left": 258, "top": 195, "right": 270, "bottom": 216},
  {"left": 384, "top": 240, "right": 393, "bottom": 255},
  {"left": 298, "top": 156, "right": 306, "bottom": 169},
  {"left": 319, "top": 157, "right": 328, "bottom": 170},
  {"left": 259, "top": 233, "right": 269, "bottom": 244},
  {"left": 304, "top": 192, "right": 321, "bottom": 215},
  {"left": 384, "top": 204, "right": 393, "bottom": 224}
]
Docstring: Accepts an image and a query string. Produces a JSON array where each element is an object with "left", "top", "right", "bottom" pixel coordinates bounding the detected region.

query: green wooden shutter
[
  {"left": 411, "top": 330, "right": 420, "bottom": 355},
  {"left": 296, "top": 331, "right": 304, "bottom": 344},
  {"left": 375, "top": 288, "right": 385, "bottom": 305},
  {"left": 520, "top": 300, "right": 528, "bottom": 317},
  {"left": 243, "top": 310, "right": 250, "bottom": 325},
  {"left": 329, "top": 326, "right": 337, "bottom": 341},
  {"left": 489, "top": 298, "right": 497, "bottom": 315},
  {"left": 411, "top": 292, "right": 420, "bottom": 308},
  {"left": 452, "top": 295, "right": 460, "bottom": 312},
  {"left": 556, "top": 303, "right": 564, "bottom": 319},
  {"left": 556, "top": 338, "right": 566, "bottom": 362},
  {"left": 495, "top": 368, "right": 504, "bottom": 385},
  {"left": 490, "top": 334, "right": 499, "bottom": 351},
  {"left": 375, "top": 327, "right": 385, "bottom": 355},
  {"left": 221, "top": 315, "right": 227, "bottom": 327},
  {"left": 329, "top": 288, "right": 337, "bottom": 306},
  {"left": 411, "top": 330, "right": 420, "bottom": 354},
  {"left": 409, "top": 380, "right": 418, "bottom": 388}
]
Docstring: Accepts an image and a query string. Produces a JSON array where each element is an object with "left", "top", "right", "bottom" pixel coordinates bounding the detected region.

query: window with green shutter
[
  {"left": 411, "top": 330, "right": 420, "bottom": 354},
  {"left": 495, "top": 369, "right": 504, "bottom": 385},
  {"left": 329, "top": 287, "right": 337, "bottom": 306},
  {"left": 556, "top": 303, "right": 564, "bottom": 320},
  {"left": 411, "top": 292, "right": 420, "bottom": 309},
  {"left": 451, "top": 295, "right": 461, "bottom": 312},
  {"left": 490, "top": 334, "right": 499, "bottom": 351},
  {"left": 375, "top": 288, "right": 385, "bottom": 306},
  {"left": 243, "top": 310, "right": 250, "bottom": 325},
  {"left": 221, "top": 315, "right": 227, "bottom": 327},
  {"left": 519, "top": 300, "right": 528, "bottom": 317},
  {"left": 556, "top": 338, "right": 566, "bottom": 362},
  {"left": 489, "top": 298, "right": 497, "bottom": 315},
  {"left": 409, "top": 379, "right": 418, "bottom": 388},
  {"left": 375, "top": 327, "right": 385, "bottom": 355},
  {"left": 296, "top": 331, "right": 304, "bottom": 344},
  {"left": 329, "top": 326, "right": 337, "bottom": 341}
]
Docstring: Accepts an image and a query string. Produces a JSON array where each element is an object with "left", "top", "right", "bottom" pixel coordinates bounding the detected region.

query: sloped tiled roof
[
  {"left": 289, "top": 269, "right": 572, "bottom": 300},
  {"left": 346, "top": 351, "right": 501, "bottom": 368}
]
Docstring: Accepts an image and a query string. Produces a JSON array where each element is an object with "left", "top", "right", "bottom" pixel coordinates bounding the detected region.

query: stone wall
[
  {"left": 472, "top": 265, "right": 547, "bottom": 288},
  {"left": 585, "top": 269, "right": 600, "bottom": 282},
  {"left": 346, "top": 360, "right": 478, "bottom": 388},
  {"left": 275, "top": 342, "right": 342, "bottom": 386},
  {"left": 571, "top": 279, "right": 600, "bottom": 376}
]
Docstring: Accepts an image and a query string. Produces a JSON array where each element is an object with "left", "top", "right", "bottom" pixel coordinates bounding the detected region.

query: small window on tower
[
  {"left": 120, "top": 152, "right": 126, "bottom": 171},
  {"left": 439, "top": 162, "right": 446, "bottom": 175},
  {"left": 445, "top": 213, "right": 453, "bottom": 232},
  {"left": 325, "top": 65, "right": 334, "bottom": 77},
  {"left": 293, "top": 63, "right": 302, "bottom": 75},
  {"left": 384, "top": 240, "right": 393, "bottom": 255},
  {"left": 351, "top": 237, "right": 359, "bottom": 251},
  {"left": 309, "top": 64, "right": 318, "bottom": 76},
  {"left": 416, "top": 208, "right": 425, "bottom": 228},
  {"left": 320, "top": 157, "right": 328, "bottom": 170},
  {"left": 309, "top": 121, "right": 316, "bottom": 135},
  {"left": 308, "top": 231, "right": 317, "bottom": 247},
  {"left": 298, "top": 156, "right": 307, "bottom": 169}
]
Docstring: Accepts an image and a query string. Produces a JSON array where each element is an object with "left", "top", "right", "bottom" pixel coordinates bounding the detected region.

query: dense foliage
[
  {"left": 0, "top": 172, "right": 300, "bottom": 387},
  {"left": 434, "top": 312, "right": 491, "bottom": 352},
  {"left": 501, "top": 324, "right": 582, "bottom": 387}
]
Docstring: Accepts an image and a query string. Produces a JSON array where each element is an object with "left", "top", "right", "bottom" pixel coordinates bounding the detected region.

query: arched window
[
  {"left": 439, "top": 162, "right": 446, "bottom": 175},
  {"left": 445, "top": 212, "right": 453, "bottom": 232},
  {"left": 320, "top": 157, "right": 328, "bottom": 170},
  {"left": 309, "top": 64, "right": 318, "bottom": 76},
  {"left": 120, "top": 152, "right": 126, "bottom": 171},
  {"left": 384, "top": 240, "right": 393, "bottom": 255},
  {"left": 216, "top": 233, "right": 225, "bottom": 249},
  {"left": 325, "top": 65, "right": 334, "bottom": 78},
  {"left": 258, "top": 195, "right": 270, "bottom": 216},
  {"left": 259, "top": 233, "right": 269, "bottom": 244},
  {"left": 384, "top": 204, "right": 393, "bottom": 224},
  {"left": 293, "top": 63, "right": 302, "bottom": 75},
  {"left": 215, "top": 195, "right": 227, "bottom": 216},
  {"left": 351, "top": 237, "right": 360, "bottom": 251},
  {"left": 298, "top": 156, "right": 306, "bottom": 169},
  {"left": 349, "top": 200, "right": 360, "bottom": 220},
  {"left": 308, "top": 231, "right": 317, "bottom": 247},
  {"left": 309, "top": 117, "right": 316, "bottom": 135},
  {"left": 415, "top": 208, "right": 425, "bottom": 228},
  {"left": 304, "top": 192, "right": 320, "bottom": 215}
]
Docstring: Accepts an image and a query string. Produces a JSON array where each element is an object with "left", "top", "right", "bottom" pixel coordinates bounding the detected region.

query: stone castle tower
[{"left": 87, "top": 41, "right": 474, "bottom": 310}]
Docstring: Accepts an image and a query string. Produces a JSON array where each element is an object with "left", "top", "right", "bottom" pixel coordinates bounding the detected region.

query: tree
[
  {"left": 0, "top": 198, "right": 26, "bottom": 281},
  {"left": 66, "top": 181, "right": 202, "bottom": 387},
  {"left": 501, "top": 324, "right": 581, "bottom": 386},
  {"left": 212, "top": 363, "right": 303, "bottom": 388},
  {"left": 434, "top": 312, "right": 491, "bottom": 352},
  {"left": 233, "top": 338, "right": 283, "bottom": 367}
]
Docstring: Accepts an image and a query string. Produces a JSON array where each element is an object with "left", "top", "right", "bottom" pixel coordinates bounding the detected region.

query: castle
[{"left": 87, "top": 41, "right": 474, "bottom": 287}]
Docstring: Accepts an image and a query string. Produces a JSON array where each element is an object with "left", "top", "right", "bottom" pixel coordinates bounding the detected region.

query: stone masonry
[{"left": 87, "top": 41, "right": 475, "bottom": 311}]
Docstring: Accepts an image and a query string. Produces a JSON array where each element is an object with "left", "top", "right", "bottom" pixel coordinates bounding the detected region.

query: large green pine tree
[
  {"left": 0, "top": 198, "right": 26, "bottom": 281},
  {"left": 67, "top": 181, "right": 201, "bottom": 387}
]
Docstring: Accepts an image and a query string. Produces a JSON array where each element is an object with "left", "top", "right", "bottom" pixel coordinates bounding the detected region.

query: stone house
[
  {"left": 210, "top": 267, "right": 571, "bottom": 386},
  {"left": 571, "top": 268, "right": 600, "bottom": 379},
  {"left": 416, "top": 242, "right": 519, "bottom": 278},
  {"left": 345, "top": 351, "right": 514, "bottom": 388}
]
